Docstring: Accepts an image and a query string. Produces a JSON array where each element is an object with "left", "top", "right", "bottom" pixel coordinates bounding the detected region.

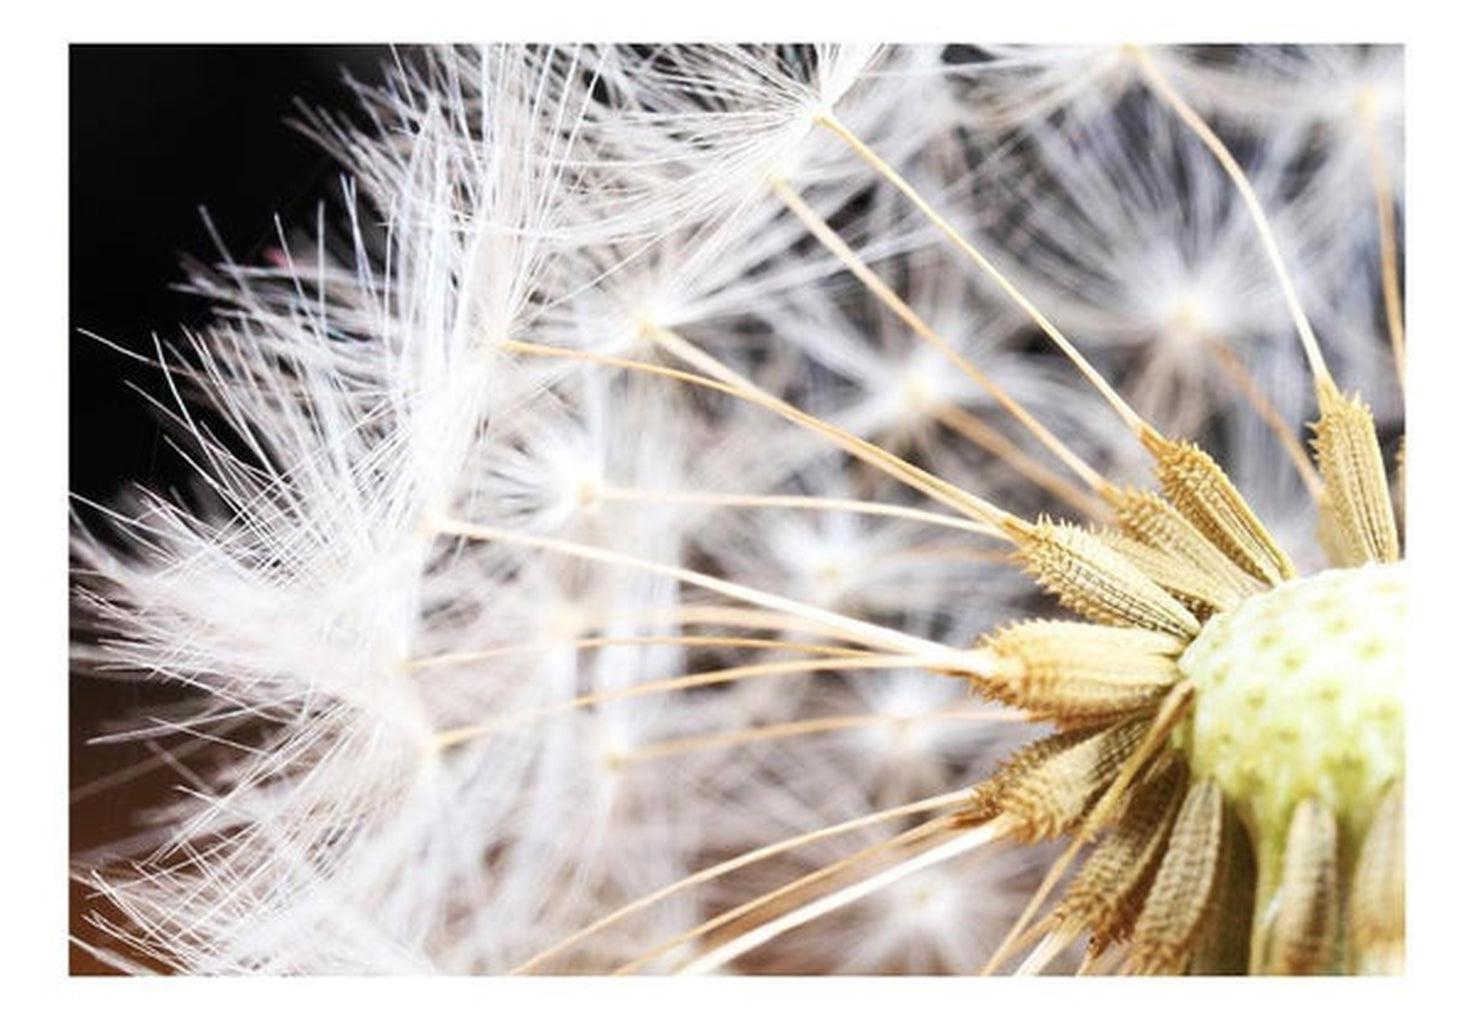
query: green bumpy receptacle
[{"left": 1179, "top": 561, "right": 1406, "bottom": 847}]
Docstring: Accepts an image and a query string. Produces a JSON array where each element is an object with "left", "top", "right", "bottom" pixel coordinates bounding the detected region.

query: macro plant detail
[{"left": 71, "top": 43, "right": 1405, "bottom": 975}]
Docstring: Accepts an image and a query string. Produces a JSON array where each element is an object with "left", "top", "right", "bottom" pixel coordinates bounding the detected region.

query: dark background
[
  {"left": 69, "top": 45, "right": 390, "bottom": 974},
  {"left": 71, "top": 45, "right": 389, "bottom": 503}
]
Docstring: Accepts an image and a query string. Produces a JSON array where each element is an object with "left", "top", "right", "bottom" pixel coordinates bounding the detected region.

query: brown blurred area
[{"left": 69, "top": 678, "right": 185, "bottom": 974}]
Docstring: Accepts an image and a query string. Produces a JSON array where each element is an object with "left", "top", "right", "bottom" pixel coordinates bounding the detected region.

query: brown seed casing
[
  {"left": 978, "top": 619, "right": 1181, "bottom": 725},
  {"left": 1315, "top": 502, "right": 1358, "bottom": 572},
  {"left": 1125, "top": 779, "right": 1227, "bottom": 975},
  {"left": 1261, "top": 798, "right": 1341, "bottom": 975},
  {"left": 1141, "top": 431, "right": 1295, "bottom": 585},
  {"left": 1393, "top": 435, "right": 1406, "bottom": 542},
  {"left": 1094, "top": 530, "right": 1246, "bottom": 621},
  {"left": 1185, "top": 805, "right": 1256, "bottom": 975},
  {"left": 1004, "top": 516, "right": 1200, "bottom": 639},
  {"left": 1056, "top": 756, "right": 1188, "bottom": 953},
  {"left": 1311, "top": 383, "right": 1401, "bottom": 566},
  {"left": 1104, "top": 485, "right": 1262, "bottom": 615},
  {"left": 961, "top": 727, "right": 1100, "bottom": 826},
  {"left": 964, "top": 718, "right": 1151, "bottom": 842},
  {"left": 1348, "top": 783, "right": 1404, "bottom": 974}
]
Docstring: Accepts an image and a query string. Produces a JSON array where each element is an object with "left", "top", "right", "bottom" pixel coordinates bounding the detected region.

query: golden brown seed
[
  {"left": 1104, "top": 485, "right": 1262, "bottom": 611},
  {"left": 1124, "top": 779, "right": 1227, "bottom": 975},
  {"left": 1315, "top": 502, "right": 1357, "bottom": 572},
  {"left": 978, "top": 619, "right": 1181, "bottom": 724},
  {"left": 1188, "top": 807, "right": 1256, "bottom": 975},
  {"left": 961, "top": 727, "right": 1096, "bottom": 826},
  {"left": 1311, "top": 383, "right": 1401, "bottom": 566},
  {"left": 1004, "top": 516, "right": 1200, "bottom": 639},
  {"left": 1348, "top": 783, "right": 1404, "bottom": 975},
  {"left": 1261, "top": 798, "right": 1341, "bottom": 975},
  {"left": 1094, "top": 530, "right": 1245, "bottom": 621},
  {"left": 1054, "top": 756, "right": 1187, "bottom": 953},
  {"left": 1394, "top": 435, "right": 1406, "bottom": 544},
  {"left": 1141, "top": 431, "right": 1295, "bottom": 585},
  {"left": 964, "top": 718, "right": 1150, "bottom": 841}
]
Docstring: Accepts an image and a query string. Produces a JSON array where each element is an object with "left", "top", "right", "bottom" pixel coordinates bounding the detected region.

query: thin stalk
[
  {"left": 773, "top": 177, "right": 1108, "bottom": 494},
  {"left": 507, "top": 338, "right": 1014, "bottom": 533},
  {"left": 512, "top": 789, "right": 971, "bottom": 974},
  {"left": 614, "top": 815, "right": 955, "bottom": 974},
  {"left": 1130, "top": 45, "right": 1335, "bottom": 392},
  {"left": 615, "top": 604, "right": 916, "bottom": 644},
  {"left": 814, "top": 111, "right": 1151, "bottom": 436},
  {"left": 1208, "top": 339, "right": 1323, "bottom": 499},
  {"left": 934, "top": 405, "right": 1108, "bottom": 518},
  {"left": 407, "top": 634, "right": 868, "bottom": 672},
  {"left": 874, "top": 540, "right": 1012, "bottom": 567},
  {"left": 1363, "top": 113, "right": 1406, "bottom": 390},
  {"left": 679, "top": 820, "right": 1006, "bottom": 974},
  {"left": 1017, "top": 925, "right": 1076, "bottom": 976},
  {"left": 615, "top": 705, "right": 1025, "bottom": 765},
  {"left": 432, "top": 653, "right": 969, "bottom": 750},
  {"left": 647, "top": 326, "right": 1018, "bottom": 530},
  {"left": 596, "top": 484, "right": 1002, "bottom": 539},
  {"left": 431, "top": 513, "right": 995, "bottom": 673}
]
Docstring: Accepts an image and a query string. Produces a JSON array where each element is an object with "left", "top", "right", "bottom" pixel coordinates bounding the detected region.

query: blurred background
[{"left": 69, "top": 45, "right": 389, "bottom": 973}]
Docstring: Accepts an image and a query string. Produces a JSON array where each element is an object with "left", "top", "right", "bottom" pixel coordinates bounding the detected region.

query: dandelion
[{"left": 72, "top": 43, "right": 1403, "bottom": 975}]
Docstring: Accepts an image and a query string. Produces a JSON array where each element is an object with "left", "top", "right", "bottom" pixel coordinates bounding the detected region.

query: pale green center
[{"left": 1180, "top": 561, "right": 1406, "bottom": 843}]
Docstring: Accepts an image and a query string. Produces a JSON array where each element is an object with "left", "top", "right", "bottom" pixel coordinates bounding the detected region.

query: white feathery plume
[
  {"left": 74, "top": 45, "right": 730, "bottom": 972},
  {"left": 752, "top": 248, "right": 1137, "bottom": 502},
  {"left": 1172, "top": 45, "right": 1403, "bottom": 178},
  {"left": 940, "top": 45, "right": 1203, "bottom": 132},
  {"left": 954, "top": 100, "right": 1323, "bottom": 442},
  {"left": 1154, "top": 46, "right": 1405, "bottom": 396}
]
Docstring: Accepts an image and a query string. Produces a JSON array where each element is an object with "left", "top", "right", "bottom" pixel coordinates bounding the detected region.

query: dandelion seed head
[{"left": 73, "top": 42, "right": 1405, "bottom": 976}]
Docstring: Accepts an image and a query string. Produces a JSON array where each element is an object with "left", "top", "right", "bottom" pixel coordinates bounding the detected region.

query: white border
[{"left": 10, "top": 3, "right": 1463, "bottom": 1014}]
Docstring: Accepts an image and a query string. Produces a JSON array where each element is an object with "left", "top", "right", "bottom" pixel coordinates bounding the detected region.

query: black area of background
[
  {"left": 70, "top": 44, "right": 389, "bottom": 504},
  {"left": 69, "top": 45, "right": 390, "bottom": 974}
]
